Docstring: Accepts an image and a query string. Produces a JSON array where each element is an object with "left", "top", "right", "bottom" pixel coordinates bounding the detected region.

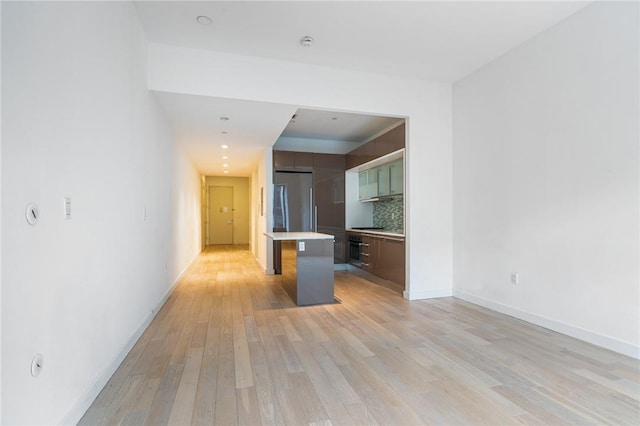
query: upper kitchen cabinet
[
  {"left": 294, "top": 152, "right": 314, "bottom": 168},
  {"left": 358, "top": 169, "right": 378, "bottom": 200},
  {"left": 273, "top": 150, "right": 314, "bottom": 169},
  {"left": 377, "top": 163, "right": 390, "bottom": 196},
  {"left": 346, "top": 122, "right": 405, "bottom": 170},
  {"left": 273, "top": 150, "right": 295, "bottom": 168},
  {"left": 388, "top": 158, "right": 403, "bottom": 195},
  {"left": 357, "top": 154, "right": 404, "bottom": 200}
]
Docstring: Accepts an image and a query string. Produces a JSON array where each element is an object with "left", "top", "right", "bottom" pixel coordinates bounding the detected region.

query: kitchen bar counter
[
  {"left": 265, "top": 232, "right": 335, "bottom": 306},
  {"left": 265, "top": 231, "right": 335, "bottom": 240}
]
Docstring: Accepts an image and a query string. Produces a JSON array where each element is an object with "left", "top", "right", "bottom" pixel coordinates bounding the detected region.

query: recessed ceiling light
[
  {"left": 221, "top": 144, "right": 228, "bottom": 149},
  {"left": 222, "top": 155, "right": 228, "bottom": 160},
  {"left": 300, "top": 36, "right": 314, "bottom": 47},
  {"left": 220, "top": 116, "right": 229, "bottom": 121},
  {"left": 196, "top": 16, "right": 212, "bottom": 25},
  {"left": 223, "top": 170, "right": 229, "bottom": 174},
  {"left": 223, "top": 163, "right": 228, "bottom": 168}
]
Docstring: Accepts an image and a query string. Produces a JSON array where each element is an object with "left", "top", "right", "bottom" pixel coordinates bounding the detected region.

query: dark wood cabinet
[
  {"left": 273, "top": 150, "right": 295, "bottom": 168},
  {"left": 314, "top": 168, "right": 345, "bottom": 229},
  {"left": 378, "top": 237, "right": 405, "bottom": 285},
  {"left": 273, "top": 151, "right": 316, "bottom": 169},
  {"left": 359, "top": 235, "right": 376, "bottom": 272},
  {"left": 318, "top": 226, "right": 345, "bottom": 264},
  {"left": 346, "top": 122, "right": 405, "bottom": 169},
  {"left": 314, "top": 156, "right": 345, "bottom": 262},
  {"left": 358, "top": 233, "right": 405, "bottom": 286},
  {"left": 374, "top": 123, "right": 405, "bottom": 157},
  {"left": 294, "top": 152, "right": 314, "bottom": 168},
  {"left": 313, "top": 153, "right": 345, "bottom": 170}
]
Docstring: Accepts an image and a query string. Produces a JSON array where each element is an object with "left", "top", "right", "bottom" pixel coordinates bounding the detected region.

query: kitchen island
[{"left": 265, "top": 232, "right": 335, "bottom": 306}]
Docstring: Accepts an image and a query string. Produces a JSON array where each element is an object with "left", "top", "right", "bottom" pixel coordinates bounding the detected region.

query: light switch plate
[
  {"left": 25, "top": 203, "right": 39, "bottom": 225},
  {"left": 299, "top": 241, "right": 305, "bottom": 252}
]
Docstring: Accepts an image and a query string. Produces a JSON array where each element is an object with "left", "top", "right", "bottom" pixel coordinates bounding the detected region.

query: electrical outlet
[
  {"left": 299, "top": 241, "right": 305, "bottom": 252},
  {"left": 510, "top": 273, "right": 519, "bottom": 285}
]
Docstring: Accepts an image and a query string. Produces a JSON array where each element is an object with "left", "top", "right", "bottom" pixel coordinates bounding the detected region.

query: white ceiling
[
  {"left": 275, "top": 109, "right": 404, "bottom": 154},
  {"left": 136, "top": 1, "right": 589, "bottom": 176},
  {"left": 152, "top": 92, "right": 297, "bottom": 176},
  {"left": 280, "top": 109, "right": 403, "bottom": 142}
]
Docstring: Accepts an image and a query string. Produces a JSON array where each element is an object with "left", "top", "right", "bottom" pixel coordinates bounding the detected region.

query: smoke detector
[{"left": 299, "top": 36, "right": 314, "bottom": 47}]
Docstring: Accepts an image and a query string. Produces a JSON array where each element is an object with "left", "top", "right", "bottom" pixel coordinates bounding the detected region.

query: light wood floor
[{"left": 80, "top": 245, "right": 640, "bottom": 425}]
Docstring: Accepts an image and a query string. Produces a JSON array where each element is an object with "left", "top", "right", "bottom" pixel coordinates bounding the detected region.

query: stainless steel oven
[{"left": 348, "top": 234, "right": 362, "bottom": 265}]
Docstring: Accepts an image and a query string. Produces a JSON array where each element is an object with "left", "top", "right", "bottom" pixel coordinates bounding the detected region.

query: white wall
[
  {"left": 344, "top": 170, "right": 374, "bottom": 229},
  {"left": 453, "top": 2, "right": 639, "bottom": 358},
  {"left": 1, "top": 2, "right": 201, "bottom": 424},
  {"left": 254, "top": 149, "right": 274, "bottom": 273},
  {"left": 147, "top": 43, "right": 453, "bottom": 299},
  {"left": 251, "top": 168, "right": 257, "bottom": 257}
]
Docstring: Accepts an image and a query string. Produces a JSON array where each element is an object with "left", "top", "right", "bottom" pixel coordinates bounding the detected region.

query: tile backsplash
[{"left": 373, "top": 197, "right": 404, "bottom": 233}]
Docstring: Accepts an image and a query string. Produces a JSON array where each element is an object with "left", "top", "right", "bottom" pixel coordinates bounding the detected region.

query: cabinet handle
[
  {"left": 309, "top": 188, "right": 313, "bottom": 230},
  {"left": 361, "top": 262, "right": 370, "bottom": 267},
  {"left": 384, "top": 237, "right": 405, "bottom": 242},
  {"left": 360, "top": 243, "right": 369, "bottom": 247},
  {"left": 361, "top": 253, "right": 369, "bottom": 257}
]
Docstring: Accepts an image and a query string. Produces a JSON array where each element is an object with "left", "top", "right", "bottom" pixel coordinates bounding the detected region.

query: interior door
[{"left": 209, "top": 186, "right": 234, "bottom": 245}]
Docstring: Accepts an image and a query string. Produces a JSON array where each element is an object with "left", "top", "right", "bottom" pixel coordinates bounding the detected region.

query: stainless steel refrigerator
[{"left": 273, "top": 171, "right": 316, "bottom": 272}]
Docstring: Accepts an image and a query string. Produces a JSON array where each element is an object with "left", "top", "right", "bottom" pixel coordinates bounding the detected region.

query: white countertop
[
  {"left": 264, "top": 232, "right": 335, "bottom": 241},
  {"left": 346, "top": 229, "right": 405, "bottom": 238}
]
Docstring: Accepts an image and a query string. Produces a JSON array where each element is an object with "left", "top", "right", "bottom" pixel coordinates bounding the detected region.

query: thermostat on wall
[
  {"left": 25, "top": 203, "right": 39, "bottom": 226},
  {"left": 64, "top": 197, "right": 71, "bottom": 219}
]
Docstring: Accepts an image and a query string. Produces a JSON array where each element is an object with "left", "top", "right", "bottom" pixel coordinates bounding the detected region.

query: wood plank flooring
[{"left": 80, "top": 245, "right": 640, "bottom": 425}]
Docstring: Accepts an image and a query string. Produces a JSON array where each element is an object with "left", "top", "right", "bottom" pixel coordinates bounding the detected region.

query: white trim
[
  {"left": 59, "top": 252, "right": 199, "bottom": 425},
  {"left": 454, "top": 289, "right": 640, "bottom": 360},
  {"left": 403, "top": 287, "right": 453, "bottom": 300}
]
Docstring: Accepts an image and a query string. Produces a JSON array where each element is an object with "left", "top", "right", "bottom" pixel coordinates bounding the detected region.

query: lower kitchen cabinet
[
  {"left": 318, "top": 226, "right": 346, "bottom": 263},
  {"left": 378, "top": 237, "right": 405, "bottom": 285},
  {"left": 359, "top": 235, "right": 379, "bottom": 273},
  {"left": 359, "top": 234, "right": 405, "bottom": 286}
]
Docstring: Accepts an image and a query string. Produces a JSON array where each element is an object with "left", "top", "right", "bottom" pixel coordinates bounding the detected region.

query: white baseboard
[
  {"left": 404, "top": 287, "right": 453, "bottom": 300},
  {"left": 59, "top": 252, "right": 199, "bottom": 425},
  {"left": 453, "top": 289, "right": 640, "bottom": 360},
  {"left": 251, "top": 252, "right": 272, "bottom": 275}
]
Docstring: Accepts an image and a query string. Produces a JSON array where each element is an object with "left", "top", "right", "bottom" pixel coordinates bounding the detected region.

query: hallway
[{"left": 80, "top": 246, "right": 639, "bottom": 425}]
